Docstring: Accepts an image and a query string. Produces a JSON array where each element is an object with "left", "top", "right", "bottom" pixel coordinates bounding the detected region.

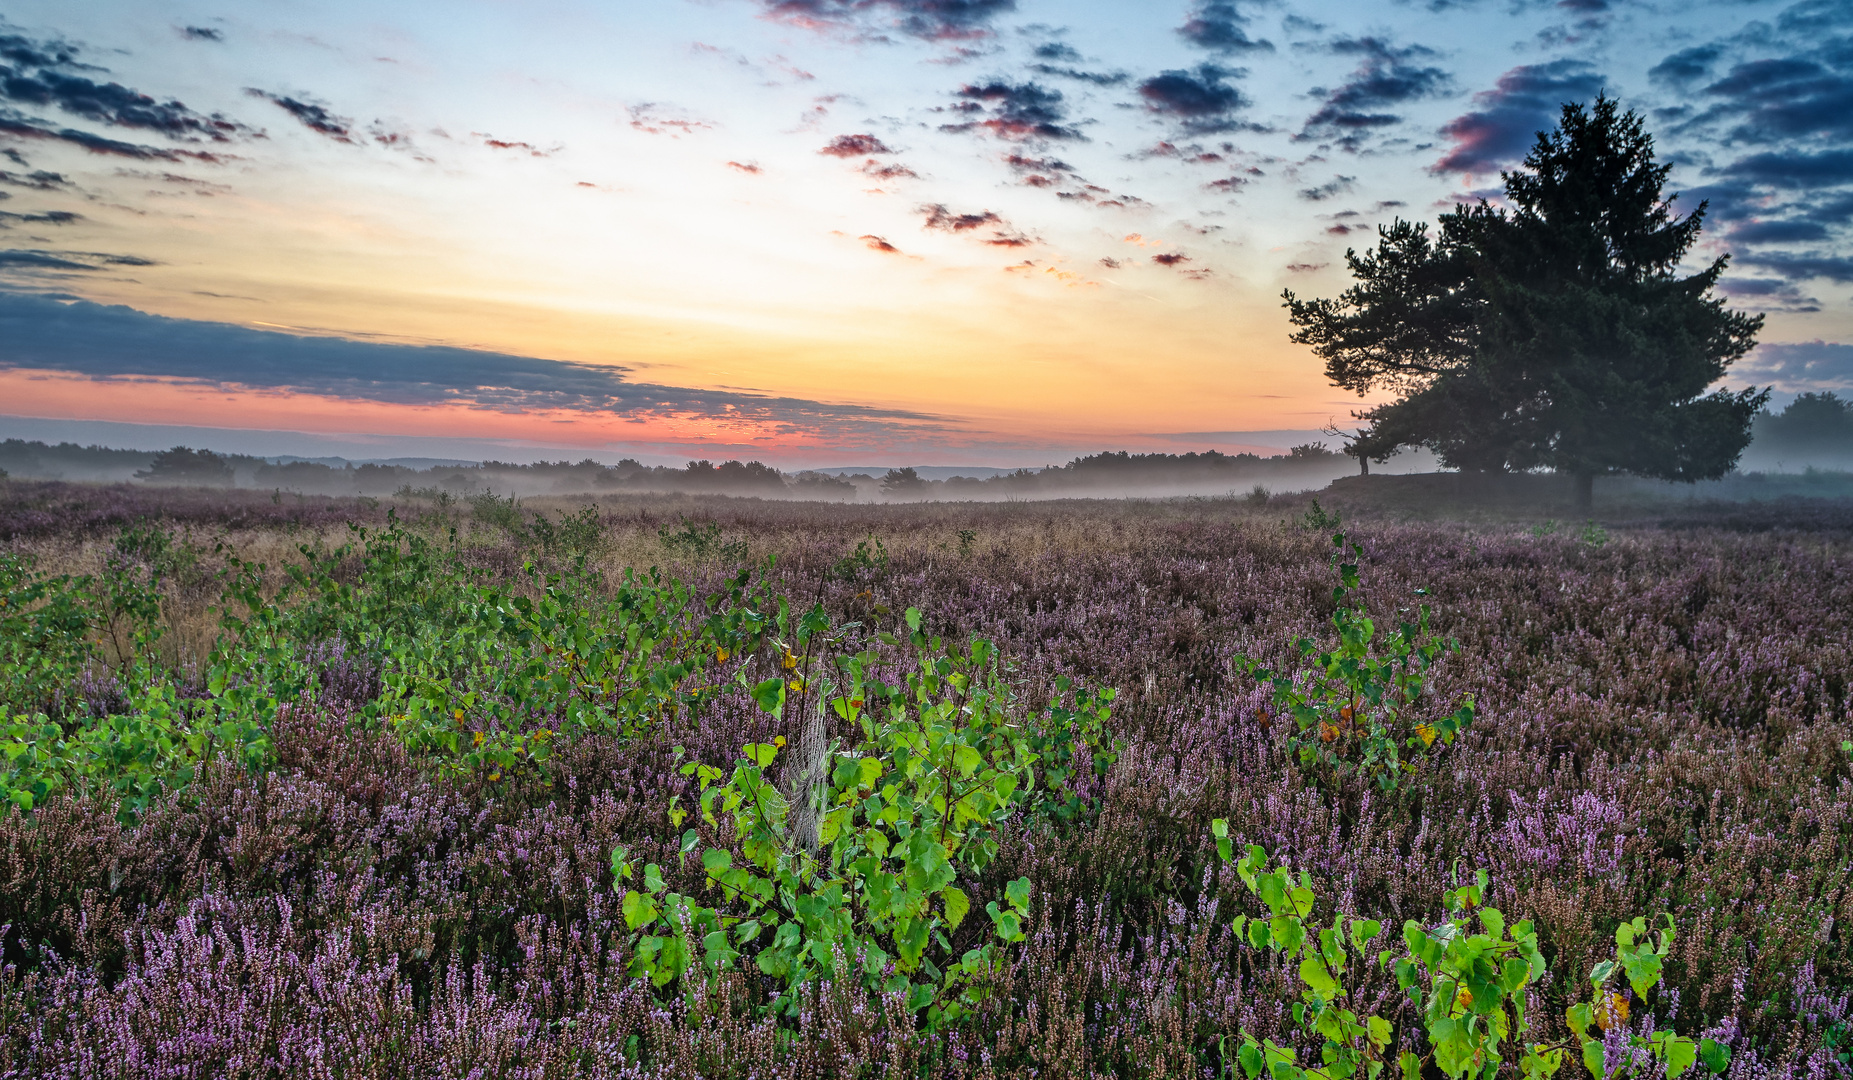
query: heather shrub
[{"left": 0, "top": 487, "right": 1848, "bottom": 1077}]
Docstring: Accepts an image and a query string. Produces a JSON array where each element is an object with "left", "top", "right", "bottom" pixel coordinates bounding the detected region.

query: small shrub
[
  {"left": 528, "top": 504, "right": 605, "bottom": 558},
  {"left": 1209, "top": 829, "right": 1733, "bottom": 1080},
  {"left": 1303, "top": 498, "right": 1342, "bottom": 530},
  {"left": 832, "top": 534, "right": 889, "bottom": 581},
  {"left": 1236, "top": 532, "right": 1473, "bottom": 791},
  {"left": 614, "top": 606, "right": 1115, "bottom": 1028},
  {"left": 468, "top": 488, "right": 525, "bottom": 533},
  {"left": 659, "top": 517, "right": 749, "bottom": 562}
]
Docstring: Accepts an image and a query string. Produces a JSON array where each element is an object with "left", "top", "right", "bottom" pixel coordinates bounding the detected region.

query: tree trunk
[
  {"left": 1358, "top": 455, "right": 1369, "bottom": 476},
  {"left": 1573, "top": 471, "right": 1594, "bottom": 511}
]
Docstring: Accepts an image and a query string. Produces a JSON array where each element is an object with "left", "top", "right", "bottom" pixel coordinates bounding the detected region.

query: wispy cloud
[
  {"left": 0, "top": 110, "right": 228, "bottom": 161},
  {"left": 626, "top": 103, "right": 713, "bottom": 136},
  {"left": 820, "top": 132, "right": 893, "bottom": 156},
  {"left": 756, "top": 0, "right": 1017, "bottom": 43},
  {"left": 1733, "top": 339, "right": 1853, "bottom": 389},
  {"left": 1299, "top": 37, "right": 1451, "bottom": 150},
  {"left": 246, "top": 90, "right": 353, "bottom": 143}
]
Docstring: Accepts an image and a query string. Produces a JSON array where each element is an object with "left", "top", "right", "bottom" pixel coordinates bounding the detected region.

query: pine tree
[{"left": 1286, "top": 97, "right": 1765, "bottom": 507}]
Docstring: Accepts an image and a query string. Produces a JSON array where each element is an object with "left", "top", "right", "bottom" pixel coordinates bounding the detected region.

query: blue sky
[{"left": 0, "top": 0, "right": 1846, "bottom": 465}]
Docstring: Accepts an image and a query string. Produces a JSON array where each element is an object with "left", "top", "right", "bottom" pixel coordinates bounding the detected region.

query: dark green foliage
[
  {"left": 469, "top": 488, "right": 526, "bottom": 532},
  {"left": 832, "top": 534, "right": 889, "bottom": 581},
  {"left": 1754, "top": 393, "right": 1853, "bottom": 458},
  {"left": 0, "top": 552, "right": 94, "bottom": 721},
  {"left": 1284, "top": 217, "right": 1481, "bottom": 400},
  {"left": 881, "top": 467, "right": 928, "bottom": 497},
  {"left": 528, "top": 504, "right": 606, "bottom": 558},
  {"left": 1287, "top": 98, "right": 1765, "bottom": 495},
  {"left": 134, "top": 446, "right": 235, "bottom": 486},
  {"left": 659, "top": 517, "right": 749, "bottom": 562}
]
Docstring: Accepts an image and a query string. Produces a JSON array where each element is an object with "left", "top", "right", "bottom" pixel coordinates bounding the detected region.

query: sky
[{"left": 0, "top": 0, "right": 1847, "bottom": 467}]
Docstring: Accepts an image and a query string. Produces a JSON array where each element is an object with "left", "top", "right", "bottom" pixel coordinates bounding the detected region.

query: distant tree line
[
  {"left": 1751, "top": 393, "right": 1853, "bottom": 461},
  {"left": 0, "top": 440, "right": 1364, "bottom": 500}
]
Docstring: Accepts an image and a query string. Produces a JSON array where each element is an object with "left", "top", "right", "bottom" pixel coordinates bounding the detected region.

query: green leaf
[
  {"left": 702, "top": 848, "right": 732, "bottom": 874},
  {"left": 1580, "top": 1039, "right": 1605, "bottom": 1080},
  {"left": 702, "top": 929, "right": 739, "bottom": 970},
  {"left": 987, "top": 902, "right": 1023, "bottom": 942},
  {"left": 653, "top": 935, "right": 686, "bottom": 987},
  {"left": 750, "top": 678, "right": 786, "bottom": 715},
  {"left": 952, "top": 744, "right": 982, "bottom": 777},
  {"left": 742, "top": 742, "right": 779, "bottom": 767},
  {"left": 1367, "top": 1014, "right": 1392, "bottom": 1052},
  {"left": 1565, "top": 1003, "right": 1594, "bottom": 1042},
  {"left": 1661, "top": 1035, "right": 1698, "bottom": 1078},
  {"left": 1299, "top": 952, "right": 1339, "bottom": 998},
  {"left": 621, "top": 889, "right": 659, "bottom": 930},
  {"left": 1005, "top": 876, "right": 1031, "bottom": 913},
  {"left": 643, "top": 863, "right": 666, "bottom": 894},
  {"left": 1269, "top": 915, "right": 1305, "bottom": 956},
  {"left": 1239, "top": 1041, "right": 1267, "bottom": 1079},
  {"left": 905, "top": 607, "right": 923, "bottom": 633},
  {"left": 1698, "top": 1039, "right": 1731, "bottom": 1075},
  {"left": 943, "top": 887, "right": 971, "bottom": 929}
]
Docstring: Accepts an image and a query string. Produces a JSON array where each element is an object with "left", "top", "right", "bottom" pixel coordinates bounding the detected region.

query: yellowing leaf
[{"left": 943, "top": 887, "right": 971, "bottom": 929}]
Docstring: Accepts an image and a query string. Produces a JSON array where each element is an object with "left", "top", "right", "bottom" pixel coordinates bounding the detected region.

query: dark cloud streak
[
  {"left": 1178, "top": 1, "right": 1274, "bottom": 54},
  {"left": 1432, "top": 59, "right": 1605, "bottom": 175},
  {"left": 1300, "top": 38, "right": 1451, "bottom": 150},
  {"left": 0, "top": 109, "right": 227, "bottom": 161},
  {"left": 820, "top": 133, "right": 894, "bottom": 156},
  {"left": 0, "top": 292, "right": 942, "bottom": 431},
  {"left": 942, "top": 81, "right": 1081, "bottom": 141},
  {"left": 1137, "top": 64, "right": 1252, "bottom": 134},
  {"left": 757, "top": 0, "right": 1016, "bottom": 43},
  {"left": 1, "top": 69, "right": 251, "bottom": 141},
  {"left": 245, "top": 90, "right": 353, "bottom": 143}
]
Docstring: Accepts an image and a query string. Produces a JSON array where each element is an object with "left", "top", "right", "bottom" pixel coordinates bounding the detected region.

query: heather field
[{"left": 2, "top": 480, "right": 1851, "bottom": 1079}]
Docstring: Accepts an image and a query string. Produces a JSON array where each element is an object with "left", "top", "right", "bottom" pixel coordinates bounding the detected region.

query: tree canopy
[
  {"left": 1286, "top": 96, "right": 1765, "bottom": 503},
  {"left": 1751, "top": 392, "right": 1853, "bottom": 461},
  {"left": 135, "top": 446, "right": 235, "bottom": 486}
]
